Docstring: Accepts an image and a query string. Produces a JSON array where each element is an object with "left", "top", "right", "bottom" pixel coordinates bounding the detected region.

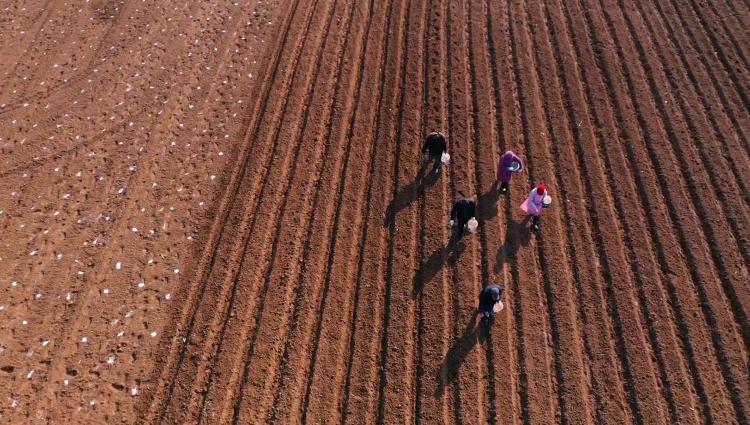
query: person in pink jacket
[
  {"left": 496, "top": 150, "right": 524, "bottom": 194},
  {"left": 520, "top": 183, "right": 547, "bottom": 230}
]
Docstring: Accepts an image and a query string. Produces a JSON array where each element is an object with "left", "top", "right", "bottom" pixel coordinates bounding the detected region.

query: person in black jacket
[
  {"left": 478, "top": 284, "right": 504, "bottom": 320},
  {"left": 450, "top": 195, "right": 476, "bottom": 237},
  {"left": 422, "top": 131, "right": 447, "bottom": 174}
]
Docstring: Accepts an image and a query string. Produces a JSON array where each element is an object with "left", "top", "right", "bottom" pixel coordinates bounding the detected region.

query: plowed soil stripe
[
  {"left": 665, "top": 0, "right": 750, "bottom": 111},
  {"left": 632, "top": 0, "right": 750, "bottom": 201},
  {"left": 535, "top": 0, "right": 703, "bottom": 422},
  {"left": 175, "top": 0, "right": 340, "bottom": 421},
  {"left": 482, "top": 1, "right": 520, "bottom": 423},
  {"left": 572, "top": 0, "right": 749, "bottom": 421},
  {"left": 413, "top": 0, "right": 455, "bottom": 422},
  {"left": 376, "top": 0, "right": 425, "bottom": 421},
  {"left": 142, "top": 0, "right": 314, "bottom": 420},
  {"left": 201, "top": 0, "right": 355, "bottom": 423},
  {"left": 285, "top": 0, "right": 386, "bottom": 423},
  {"left": 332, "top": 0, "right": 402, "bottom": 422},
  {"left": 260, "top": 1, "right": 371, "bottom": 422},
  {"left": 595, "top": 0, "right": 750, "bottom": 418},
  {"left": 444, "top": 0, "right": 491, "bottom": 423}
]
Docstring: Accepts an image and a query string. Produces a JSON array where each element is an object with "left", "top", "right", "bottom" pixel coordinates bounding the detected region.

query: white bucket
[
  {"left": 542, "top": 195, "right": 552, "bottom": 208},
  {"left": 493, "top": 300, "right": 504, "bottom": 313},
  {"left": 507, "top": 161, "right": 521, "bottom": 172},
  {"left": 467, "top": 217, "right": 478, "bottom": 233},
  {"left": 441, "top": 152, "right": 451, "bottom": 165}
]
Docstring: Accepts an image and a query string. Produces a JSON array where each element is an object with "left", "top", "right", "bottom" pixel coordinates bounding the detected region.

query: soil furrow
[
  {"left": 635, "top": 0, "right": 750, "bottom": 197},
  {"left": 549, "top": 1, "right": 643, "bottom": 422},
  {"left": 573, "top": 1, "right": 683, "bottom": 423},
  {"left": 687, "top": 0, "right": 750, "bottom": 72},
  {"left": 502, "top": 1, "right": 545, "bottom": 422},
  {"left": 597, "top": 0, "right": 750, "bottom": 349},
  {"left": 482, "top": 0, "right": 522, "bottom": 422},
  {"left": 357, "top": 0, "right": 410, "bottom": 420},
  {"left": 199, "top": 0, "right": 358, "bottom": 423},
  {"left": 538, "top": 0, "right": 704, "bottom": 422},
  {"left": 714, "top": 0, "right": 750, "bottom": 40},
  {"left": 595, "top": 0, "right": 750, "bottom": 417},
  {"left": 525, "top": 0, "right": 633, "bottom": 422},
  {"left": 650, "top": 0, "right": 750, "bottom": 174},
  {"left": 412, "top": 0, "right": 438, "bottom": 421},
  {"left": 444, "top": 0, "right": 490, "bottom": 422},
  {"left": 375, "top": 0, "right": 426, "bottom": 421},
  {"left": 509, "top": 1, "right": 578, "bottom": 423},
  {"left": 183, "top": 0, "right": 342, "bottom": 421},
  {"left": 544, "top": 0, "right": 704, "bottom": 423},
  {"left": 465, "top": 0, "right": 503, "bottom": 420},
  {"left": 5, "top": 0, "right": 749, "bottom": 422},
  {"left": 563, "top": 1, "right": 708, "bottom": 420},
  {"left": 572, "top": 0, "right": 749, "bottom": 422},
  {"left": 618, "top": 0, "right": 750, "bottom": 306},
  {"left": 142, "top": 0, "right": 313, "bottom": 420},
  {"left": 287, "top": 0, "right": 387, "bottom": 423},
  {"left": 325, "top": 0, "right": 395, "bottom": 421},
  {"left": 665, "top": 0, "right": 750, "bottom": 110},
  {"left": 413, "top": 0, "right": 455, "bottom": 422},
  {"left": 443, "top": 0, "right": 464, "bottom": 421},
  {"left": 258, "top": 1, "right": 369, "bottom": 422},
  {"left": 603, "top": 0, "right": 750, "bottom": 273},
  {"left": 330, "top": 0, "right": 401, "bottom": 422},
  {"left": 409, "top": 0, "right": 430, "bottom": 422}
]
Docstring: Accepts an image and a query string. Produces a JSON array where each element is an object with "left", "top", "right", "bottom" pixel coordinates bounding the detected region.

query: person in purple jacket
[{"left": 496, "top": 150, "right": 524, "bottom": 194}]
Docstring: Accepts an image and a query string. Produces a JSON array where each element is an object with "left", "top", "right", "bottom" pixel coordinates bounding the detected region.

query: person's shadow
[
  {"left": 494, "top": 215, "right": 532, "bottom": 273},
  {"left": 413, "top": 232, "right": 465, "bottom": 297},
  {"left": 476, "top": 181, "right": 502, "bottom": 222},
  {"left": 435, "top": 310, "right": 487, "bottom": 396},
  {"left": 384, "top": 157, "right": 439, "bottom": 226}
]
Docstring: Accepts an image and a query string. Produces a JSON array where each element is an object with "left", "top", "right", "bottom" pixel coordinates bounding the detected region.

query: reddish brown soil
[{"left": 1, "top": 0, "right": 748, "bottom": 423}]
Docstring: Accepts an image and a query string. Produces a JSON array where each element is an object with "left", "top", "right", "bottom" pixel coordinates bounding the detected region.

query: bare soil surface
[{"left": 1, "top": 0, "right": 748, "bottom": 424}]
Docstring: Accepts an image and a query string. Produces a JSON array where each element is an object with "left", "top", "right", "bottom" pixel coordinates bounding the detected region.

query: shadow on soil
[
  {"left": 476, "top": 180, "right": 502, "bottom": 222},
  {"left": 494, "top": 215, "right": 532, "bottom": 273},
  {"left": 384, "top": 157, "right": 439, "bottom": 227},
  {"left": 413, "top": 231, "right": 466, "bottom": 298},
  {"left": 436, "top": 310, "right": 490, "bottom": 396}
]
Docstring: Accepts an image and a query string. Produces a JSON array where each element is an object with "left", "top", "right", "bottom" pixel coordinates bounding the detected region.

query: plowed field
[{"left": 1, "top": 0, "right": 748, "bottom": 423}]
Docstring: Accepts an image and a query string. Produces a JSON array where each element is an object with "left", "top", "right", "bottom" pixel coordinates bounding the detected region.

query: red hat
[{"left": 536, "top": 183, "right": 546, "bottom": 195}]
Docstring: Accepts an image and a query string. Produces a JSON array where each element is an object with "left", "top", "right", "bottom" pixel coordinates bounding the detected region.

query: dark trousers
[
  {"left": 456, "top": 217, "right": 467, "bottom": 236},
  {"left": 500, "top": 181, "right": 509, "bottom": 192},
  {"left": 532, "top": 215, "right": 540, "bottom": 226},
  {"left": 432, "top": 154, "right": 442, "bottom": 172}
]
